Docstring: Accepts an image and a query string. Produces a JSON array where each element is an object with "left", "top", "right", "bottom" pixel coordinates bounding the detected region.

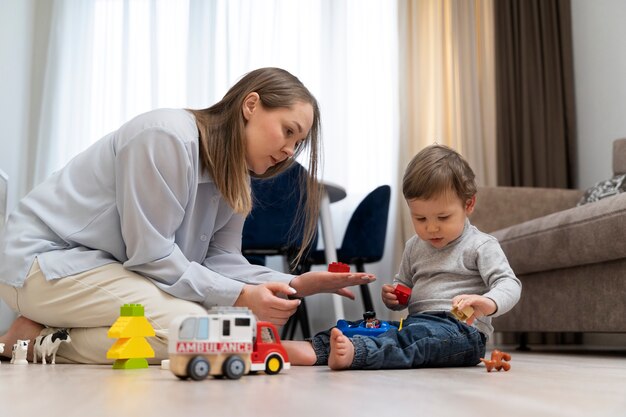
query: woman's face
[{"left": 242, "top": 93, "right": 314, "bottom": 175}]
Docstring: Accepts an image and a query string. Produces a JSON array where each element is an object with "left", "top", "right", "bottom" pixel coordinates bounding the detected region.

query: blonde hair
[
  {"left": 189, "top": 68, "right": 321, "bottom": 263},
  {"left": 403, "top": 144, "right": 477, "bottom": 202}
]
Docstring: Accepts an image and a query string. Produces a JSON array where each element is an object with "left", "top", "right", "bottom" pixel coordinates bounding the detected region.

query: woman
[{"left": 0, "top": 67, "right": 374, "bottom": 363}]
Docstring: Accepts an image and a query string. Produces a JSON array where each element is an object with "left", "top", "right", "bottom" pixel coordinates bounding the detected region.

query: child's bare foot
[
  {"left": 0, "top": 316, "right": 45, "bottom": 361},
  {"left": 328, "top": 328, "right": 354, "bottom": 370},
  {"left": 282, "top": 340, "right": 317, "bottom": 365}
]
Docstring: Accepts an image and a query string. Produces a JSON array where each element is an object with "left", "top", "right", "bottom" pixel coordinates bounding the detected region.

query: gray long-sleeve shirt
[
  {"left": 0, "top": 109, "right": 293, "bottom": 308},
  {"left": 395, "top": 219, "right": 521, "bottom": 336}
]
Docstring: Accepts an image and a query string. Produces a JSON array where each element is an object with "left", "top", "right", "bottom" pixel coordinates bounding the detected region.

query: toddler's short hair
[{"left": 402, "top": 144, "right": 477, "bottom": 202}]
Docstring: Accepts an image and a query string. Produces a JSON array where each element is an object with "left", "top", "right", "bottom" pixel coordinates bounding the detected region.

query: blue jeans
[{"left": 311, "top": 312, "right": 486, "bottom": 369}]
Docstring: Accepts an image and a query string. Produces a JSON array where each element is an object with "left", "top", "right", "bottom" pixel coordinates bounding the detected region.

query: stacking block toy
[{"left": 107, "top": 304, "right": 155, "bottom": 369}]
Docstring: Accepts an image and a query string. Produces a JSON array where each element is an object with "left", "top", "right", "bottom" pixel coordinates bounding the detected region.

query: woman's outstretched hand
[
  {"left": 234, "top": 282, "right": 301, "bottom": 325},
  {"left": 289, "top": 271, "right": 376, "bottom": 300}
]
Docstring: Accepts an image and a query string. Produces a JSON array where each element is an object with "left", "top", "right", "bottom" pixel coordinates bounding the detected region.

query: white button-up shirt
[{"left": 0, "top": 109, "right": 292, "bottom": 308}]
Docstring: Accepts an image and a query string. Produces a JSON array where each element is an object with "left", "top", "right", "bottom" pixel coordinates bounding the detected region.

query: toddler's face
[{"left": 407, "top": 191, "right": 475, "bottom": 249}]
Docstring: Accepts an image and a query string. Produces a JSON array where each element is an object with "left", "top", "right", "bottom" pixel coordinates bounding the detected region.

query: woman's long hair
[{"left": 189, "top": 67, "right": 322, "bottom": 264}]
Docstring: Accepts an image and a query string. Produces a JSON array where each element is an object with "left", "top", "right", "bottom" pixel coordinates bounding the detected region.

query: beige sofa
[{"left": 469, "top": 138, "right": 626, "bottom": 335}]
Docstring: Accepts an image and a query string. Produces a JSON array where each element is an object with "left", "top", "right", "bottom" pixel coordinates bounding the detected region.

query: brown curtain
[{"left": 495, "top": 0, "right": 577, "bottom": 188}]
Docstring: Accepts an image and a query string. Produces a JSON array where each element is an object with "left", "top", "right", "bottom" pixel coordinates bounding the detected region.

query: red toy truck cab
[{"left": 168, "top": 307, "right": 290, "bottom": 381}]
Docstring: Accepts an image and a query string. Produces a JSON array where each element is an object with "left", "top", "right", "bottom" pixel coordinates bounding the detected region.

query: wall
[{"left": 571, "top": 0, "right": 626, "bottom": 188}]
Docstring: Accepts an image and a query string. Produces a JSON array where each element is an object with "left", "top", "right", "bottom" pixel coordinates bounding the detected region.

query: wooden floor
[{"left": 1, "top": 348, "right": 625, "bottom": 417}]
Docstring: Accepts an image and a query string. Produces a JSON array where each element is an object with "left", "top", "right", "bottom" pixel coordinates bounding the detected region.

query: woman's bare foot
[
  {"left": 0, "top": 316, "right": 45, "bottom": 361},
  {"left": 328, "top": 328, "right": 354, "bottom": 370},
  {"left": 282, "top": 340, "right": 317, "bottom": 365}
]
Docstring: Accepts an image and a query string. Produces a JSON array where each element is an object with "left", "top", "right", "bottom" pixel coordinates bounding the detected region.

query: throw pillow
[{"left": 577, "top": 173, "right": 626, "bottom": 206}]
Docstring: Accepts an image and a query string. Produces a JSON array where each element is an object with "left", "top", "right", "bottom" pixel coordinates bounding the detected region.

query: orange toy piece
[{"left": 480, "top": 349, "right": 511, "bottom": 372}]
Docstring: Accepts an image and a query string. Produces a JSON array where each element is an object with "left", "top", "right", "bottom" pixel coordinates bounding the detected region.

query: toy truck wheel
[
  {"left": 187, "top": 356, "right": 210, "bottom": 381},
  {"left": 265, "top": 354, "right": 283, "bottom": 375},
  {"left": 223, "top": 355, "right": 245, "bottom": 380}
]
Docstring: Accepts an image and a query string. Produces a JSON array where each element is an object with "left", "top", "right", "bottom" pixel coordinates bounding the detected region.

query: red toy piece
[
  {"left": 393, "top": 284, "right": 411, "bottom": 305},
  {"left": 480, "top": 349, "right": 511, "bottom": 372},
  {"left": 328, "top": 262, "right": 350, "bottom": 273}
]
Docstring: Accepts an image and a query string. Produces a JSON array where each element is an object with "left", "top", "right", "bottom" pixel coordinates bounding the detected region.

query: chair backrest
[
  {"left": 338, "top": 185, "right": 391, "bottom": 263},
  {"left": 0, "top": 169, "right": 8, "bottom": 230},
  {"left": 242, "top": 162, "right": 317, "bottom": 259}
]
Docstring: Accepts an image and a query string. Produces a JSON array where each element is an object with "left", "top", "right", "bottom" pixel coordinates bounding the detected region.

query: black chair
[
  {"left": 305, "top": 185, "right": 391, "bottom": 314},
  {"left": 242, "top": 162, "right": 317, "bottom": 339}
]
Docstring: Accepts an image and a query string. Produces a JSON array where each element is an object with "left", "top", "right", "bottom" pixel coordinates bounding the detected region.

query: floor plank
[{"left": 1, "top": 350, "right": 624, "bottom": 417}]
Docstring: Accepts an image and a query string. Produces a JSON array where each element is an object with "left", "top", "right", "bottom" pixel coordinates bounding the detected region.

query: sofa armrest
[{"left": 470, "top": 186, "right": 584, "bottom": 233}]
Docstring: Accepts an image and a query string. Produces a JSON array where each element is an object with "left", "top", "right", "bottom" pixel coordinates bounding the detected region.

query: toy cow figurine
[
  {"left": 34, "top": 329, "right": 71, "bottom": 365},
  {"left": 10, "top": 339, "right": 29, "bottom": 365}
]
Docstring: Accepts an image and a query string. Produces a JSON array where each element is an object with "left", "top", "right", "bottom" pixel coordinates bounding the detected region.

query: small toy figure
[
  {"left": 10, "top": 339, "right": 29, "bottom": 365},
  {"left": 335, "top": 312, "right": 397, "bottom": 337},
  {"left": 450, "top": 304, "right": 475, "bottom": 323},
  {"left": 328, "top": 262, "right": 350, "bottom": 273},
  {"left": 480, "top": 349, "right": 511, "bottom": 372},
  {"left": 393, "top": 284, "right": 411, "bottom": 305},
  {"left": 33, "top": 329, "right": 72, "bottom": 364},
  {"left": 363, "top": 311, "right": 381, "bottom": 329}
]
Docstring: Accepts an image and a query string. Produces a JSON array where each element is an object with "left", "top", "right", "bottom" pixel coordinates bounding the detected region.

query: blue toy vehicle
[{"left": 336, "top": 311, "right": 397, "bottom": 337}]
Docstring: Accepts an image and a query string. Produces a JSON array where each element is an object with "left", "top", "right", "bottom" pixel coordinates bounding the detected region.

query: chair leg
[
  {"left": 281, "top": 299, "right": 311, "bottom": 340},
  {"left": 356, "top": 262, "right": 375, "bottom": 313},
  {"left": 298, "top": 298, "right": 311, "bottom": 339},
  {"left": 281, "top": 315, "right": 296, "bottom": 340}
]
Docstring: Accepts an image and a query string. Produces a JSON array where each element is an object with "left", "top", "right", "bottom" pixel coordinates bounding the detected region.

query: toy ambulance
[{"left": 168, "top": 307, "right": 290, "bottom": 380}]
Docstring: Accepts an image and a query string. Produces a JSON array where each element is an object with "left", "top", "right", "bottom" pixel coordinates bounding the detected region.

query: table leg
[{"left": 319, "top": 191, "right": 345, "bottom": 321}]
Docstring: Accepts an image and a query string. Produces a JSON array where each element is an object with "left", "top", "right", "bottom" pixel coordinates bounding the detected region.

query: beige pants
[{"left": 0, "top": 260, "right": 206, "bottom": 364}]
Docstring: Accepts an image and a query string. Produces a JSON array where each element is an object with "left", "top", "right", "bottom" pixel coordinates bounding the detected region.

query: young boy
[{"left": 284, "top": 144, "right": 521, "bottom": 370}]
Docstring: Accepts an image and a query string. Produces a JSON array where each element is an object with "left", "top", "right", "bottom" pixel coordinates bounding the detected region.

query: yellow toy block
[
  {"left": 107, "top": 316, "right": 156, "bottom": 339},
  {"left": 107, "top": 336, "right": 154, "bottom": 359},
  {"left": 450, "top": 305, "right": 474, "bottom": 322}
]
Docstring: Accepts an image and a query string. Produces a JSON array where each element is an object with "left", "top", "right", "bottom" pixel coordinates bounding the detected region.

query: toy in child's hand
[
  {"left": 451, "top": 304, "right": 474, "bottom": 323},
  {"left": 480, "top": 349, "right": 511, "bottom": 372},
  {"left": 328, "top": 262, "right": 350, "bottom": 273},
  {"left": 336, "top": 311, "right": 397, "bottom": 337},
  {"left": 393, "top": 284, "right": 411, "bottom": 305}
]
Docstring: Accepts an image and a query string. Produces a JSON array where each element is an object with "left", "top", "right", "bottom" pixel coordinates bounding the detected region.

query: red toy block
[
  {"left": 393, "top": 284, "right": 411, "bottom": 305},
  {"left": 328, "top": 262, "right": 350, "bottom": 273}
]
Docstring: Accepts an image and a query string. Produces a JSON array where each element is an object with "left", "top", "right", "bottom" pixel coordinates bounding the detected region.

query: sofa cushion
[
  {"left": 577, "top": 174, "right": 626, "bottom": 206},
  {"left": 492, "top": 192, "right": 626, "bottom": 275}
]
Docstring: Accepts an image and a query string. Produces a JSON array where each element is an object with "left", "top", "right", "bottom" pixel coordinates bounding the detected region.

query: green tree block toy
[{"left": 107, "top": 304, "right": 155, "bottom": 369}]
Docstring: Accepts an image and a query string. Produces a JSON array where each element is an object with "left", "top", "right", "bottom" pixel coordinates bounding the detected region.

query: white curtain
[
  {"left": 395, "top": 0, "right": 496, "bottom": 282},
  {"left": 32, "top": 0, "right": 399, "bottom": 327}
]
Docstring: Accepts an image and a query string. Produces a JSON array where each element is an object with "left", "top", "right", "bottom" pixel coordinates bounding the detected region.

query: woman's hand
[
  {"left": 234, "top": 282, "right": 301, "bottom": 325},
  {"left": 381, "top": 284, "right": 406, "bottom": 311},
  {"left": 289, "top": 271, "right": 376, "bottom": 299},
  {"left": 451, "top": 294, "right": 497, "bottom": 325}
]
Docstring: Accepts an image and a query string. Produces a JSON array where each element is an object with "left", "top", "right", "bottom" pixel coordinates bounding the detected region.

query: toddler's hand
[
  {"left": 451, "top": 294, "right": 497, "bottom": 325},
  {"left": 381, "top": 284, "right": 405, "bottom": 311}
]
